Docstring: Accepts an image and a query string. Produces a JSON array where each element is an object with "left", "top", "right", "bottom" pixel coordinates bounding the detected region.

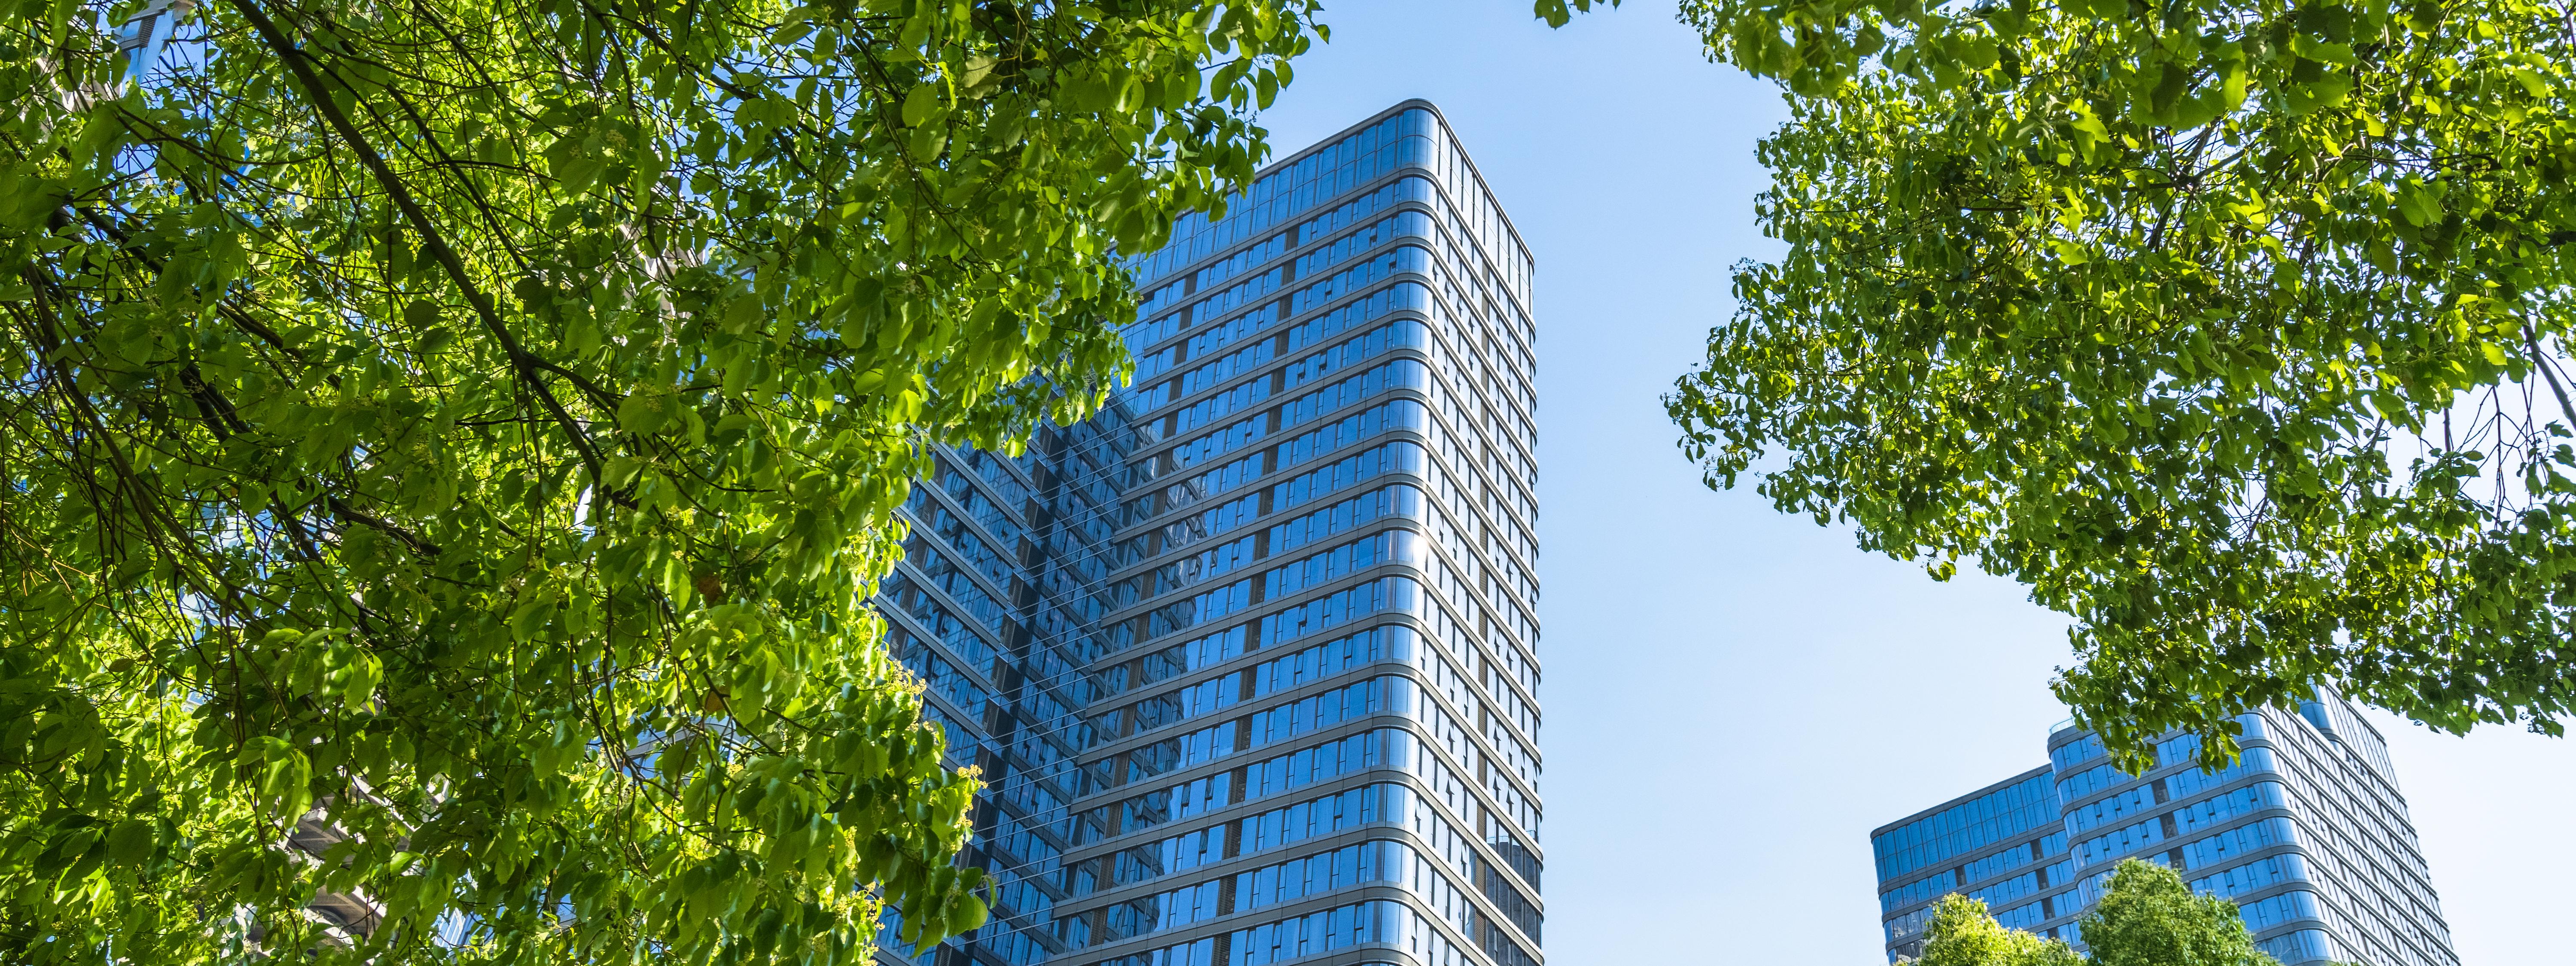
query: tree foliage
[
  {"left": 0, "top": 0, "right": 1314, "bottom": 960},
  {"left": 1918, "top": 894, "right": 2086, "bottom": 966},
  {"left": 1917, "top": 860, "right": 2281, "bottom": 966},
  {"left": 1670, "top": 0, "right": 2576, "bottom": 768},
  {"left": 2081, "top": 860, "right": 2279, "bottom": 966}
]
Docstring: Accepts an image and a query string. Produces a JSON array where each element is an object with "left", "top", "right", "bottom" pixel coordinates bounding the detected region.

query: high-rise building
[
  {"left": 876, "top": 101, "right": 1545, "bottom": 966},
  {"left": 1870, "top": 693, "right": 2455, "bottom": 966}
]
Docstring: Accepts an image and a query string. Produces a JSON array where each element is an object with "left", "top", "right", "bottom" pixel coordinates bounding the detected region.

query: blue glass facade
[
  {"left": 876, "top": 102, "right": 1544, "bottom": 966},
  {"left": 1871, "top": 694, "right": 2454, "bottom": 966}
]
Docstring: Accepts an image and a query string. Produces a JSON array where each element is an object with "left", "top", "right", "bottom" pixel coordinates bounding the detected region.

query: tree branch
[
  {"left": 220, "top": 0, "right": 606, "bottom": 486},
  {"left": 2526, "top": 327, "right": 2576, "bottom": 432}
]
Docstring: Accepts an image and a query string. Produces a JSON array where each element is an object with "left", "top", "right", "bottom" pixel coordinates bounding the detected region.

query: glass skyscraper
[
  {"left": 875, "top": 102, "right": 1544, "bottom": 966},
  {"left": 1871, "top": 693, "right": 2454, "bottom": 966}
]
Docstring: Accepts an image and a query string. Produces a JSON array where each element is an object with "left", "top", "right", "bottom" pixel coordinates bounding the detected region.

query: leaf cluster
[
  {"left": 1673, "top": 0, "right": 2576, "bottom": 769},
  {"left": 0, "top": 0, "right": 1316, "bottom": 961},
  {"left": 1918, "top": 894, "right": 2086, "bottom": 966},
  {"left": 2080, "top": 861, "right": 2278, "bottom": 966},
  {"left": 1917, "top": 860, "right": 2283, "bottom": 966}
]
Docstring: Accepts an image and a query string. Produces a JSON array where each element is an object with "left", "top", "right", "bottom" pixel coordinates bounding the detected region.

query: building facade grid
[
  {"left": 872, "top": 102, "right": 1543, "bottom": 966},
  {"left": 1872, "top": 695, "right": 2455, "bottom": 966}
]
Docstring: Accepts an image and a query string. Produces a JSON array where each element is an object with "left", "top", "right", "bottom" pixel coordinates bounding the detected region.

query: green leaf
[
  {"left": 403, "top": 300, "right": 443, "bottom": 328},
  {"left": 618, "top": 391, "right": 671, "bottom": 434},
  {"left": 2395, "top": 178, "right": 2444, "bottom": 227},
  {"left": 901, "top": 83, "right": 940, "bottom": 127},
  {"left": 106, "top": 819, "right": 155, "bottom": 867}
]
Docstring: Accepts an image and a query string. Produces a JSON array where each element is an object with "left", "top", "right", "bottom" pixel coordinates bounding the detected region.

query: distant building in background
[
  {"left": 878, "top": 101, "right": 1546, "bottom": 966},
  {"left": 1871, "top": 692, "right": 2456, "bottom": 966}
]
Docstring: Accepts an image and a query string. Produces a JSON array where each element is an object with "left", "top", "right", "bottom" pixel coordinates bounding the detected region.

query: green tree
[
  {"left": 2081, "top": 860, "right": 2279, "bottom": 966},
  {"left": 1915, "top": 860, "right": 2281, "bottom": 966},
  {"left": 0, "top": 0, "right": 1314, "bottom": 961},
  {"left": 1917, "top": 894, "right": 2087, "bottom": 966},
  {"left": 1667, "top": 0, "right": 2576, "bottom": 768}
]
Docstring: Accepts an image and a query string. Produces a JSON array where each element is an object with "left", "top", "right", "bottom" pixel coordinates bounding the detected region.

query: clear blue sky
[{"left": 1245, "top": 2, "right": 2576, "bottom": 962}]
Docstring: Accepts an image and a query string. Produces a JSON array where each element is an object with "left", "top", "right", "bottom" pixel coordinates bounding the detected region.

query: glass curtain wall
[
  {"left": 876, "top": 102, "right": 1545, "bottom": 966},
  {"left": 1871, "top": 692, "right": 2455, "bottom": 966}
]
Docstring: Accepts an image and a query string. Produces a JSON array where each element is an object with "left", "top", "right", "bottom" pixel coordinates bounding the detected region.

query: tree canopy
[
  {"left": 1917, "top": 860, "right": 2283, "bottom": 966},
  {"left": 0, "top": 0, "right": 1314, "bottom": 961},
  {"left": 1917, "top": 894, "right": 2086, "bottom": 966},
  {"left": 1669, "top": 0, "right": 2576, "bottom": 768},
  {"left": 2080, "top": 861, "right": 2281, "bottom": 966}
]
